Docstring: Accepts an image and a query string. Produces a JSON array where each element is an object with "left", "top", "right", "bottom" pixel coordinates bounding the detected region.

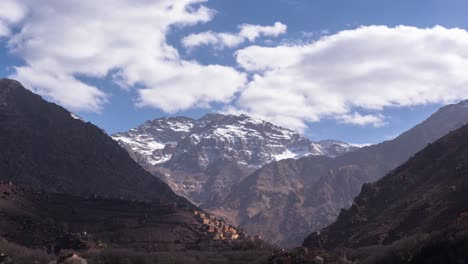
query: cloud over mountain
[
  {"left": 1, "top": 1, "right": 468, "bottom": 132},
  {"left": 232, "top": 25, "right": 468, "bottom": 130},
  {"left": 1, "top": 0, "right": 246, "bottom": 112}
]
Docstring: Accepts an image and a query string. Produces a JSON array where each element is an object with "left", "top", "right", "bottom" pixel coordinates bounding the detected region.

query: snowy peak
[
  {"left": 112, "top": 113, "right": 359, "bottom": 169},
  {"left": 167, "top": 114, "right": 357, "bottom": 172},
  {"left": 112, "top": 116, "right": 197, "bottom": 166},
  {"left": 167, "top": 114, "right": 307, "bottom": 171},
  {"left": 310, "top": 140, "right": 359, "bottom": 158}
]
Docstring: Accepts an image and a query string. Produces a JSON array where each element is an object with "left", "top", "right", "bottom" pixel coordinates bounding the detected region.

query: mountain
[
  {"left": 113, "top": 113, "right": 358, "bottom": 206},
  {"left": 0, "top": 78, "right": 180, "bottom": 203},
  {"left": 301, "top": 123, "right": 468, "bottom": 264},
  {"left": 113, "top": 114, "right": 357, "bottom": 170},
  {"left": 112, "top": 116, "right": 198, "bottom": 167},
  {"left": 205, "top": 100, "right": 468, "bottom": 247},
  {"left": 0, "top": 78, "right": 273, "bottom": 262}
]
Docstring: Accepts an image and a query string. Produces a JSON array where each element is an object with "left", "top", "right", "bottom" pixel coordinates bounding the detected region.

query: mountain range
[
  {"left": 114, "top": 99, "right": 468, "bottom": 247},
  {"left": 206, "top": 99, "right": 468, "bottom": 246},
  {"left": 1, "top": 77, "right": 468, "bottom": 263},
  {"left": 112, "top": 114, "right": 358, "bottom": 168},
  {"left": 112, "top": 114, "right": 358, "bottom": 206}
]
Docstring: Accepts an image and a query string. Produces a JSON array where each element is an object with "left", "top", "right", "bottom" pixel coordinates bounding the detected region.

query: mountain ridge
[
  {"left": 0, "top": 78, "right": 180, "bottom": 203},
  {"left": 204, "top": 99, "right": 468, "bottom": 246},
  {"left": 112, "top": 114, "right": 358, "bottom": 169},
  {"left": 299, "top": 123, "right": 468, "bottom": 263}
]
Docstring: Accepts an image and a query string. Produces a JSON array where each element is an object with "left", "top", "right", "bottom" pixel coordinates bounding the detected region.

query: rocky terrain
[
  {"left": 113, "top": 113, "right": 357, "bottom": 213},
  {"left": 205, "top": 99, "right": 468, "bottom": 247},
  {"left": 113, "top": 114, "right": 357, "bottom": 170},
  {"left": 295, "top": 123, "right": 468, "bottom": 263},
  {"left": 303, "top": 122, "right": 468, "bottom": 249}
]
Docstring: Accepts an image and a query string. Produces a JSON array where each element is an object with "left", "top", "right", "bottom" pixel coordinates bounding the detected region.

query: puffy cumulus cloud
[
  {"left": 182, "top": 22, "right": 287, "bottom": 50},
  {"left": 4, "top": 0, "right": 246, "bottom": 112},
  {"left": 136, "top": 63, "right": 246, "bottom": 112},
  {"left": 14, "top": 67, "right": 107, "bottom": 111},
  {"left": 232, "top": 26, "right": 468, "bottom": 131}
]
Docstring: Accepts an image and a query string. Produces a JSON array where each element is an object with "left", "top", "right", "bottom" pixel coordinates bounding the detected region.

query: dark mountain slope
[
  {"left": 0, "top": 78, "right": 183, "bottom": 203},
  {"left": 207, "top": 100, "right": 468, "bottom": 247},
  {"left": 0, "top": 79, "right": 272, "bottom": 262},
  {"left": 0, "top": 183, "right": 265, "bottom": 254},
  {"left": 303, "top": 123, "right": 468, "bottom": 250}
]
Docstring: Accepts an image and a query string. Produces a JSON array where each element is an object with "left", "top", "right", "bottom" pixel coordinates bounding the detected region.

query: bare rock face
[{"left": 205, "top": 100, "right": 468, "bottom": 247}]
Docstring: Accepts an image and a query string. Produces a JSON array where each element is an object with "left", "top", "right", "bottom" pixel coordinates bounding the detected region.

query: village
[{"left": 193, "top": 210, "right": 261, "bottom": 242}]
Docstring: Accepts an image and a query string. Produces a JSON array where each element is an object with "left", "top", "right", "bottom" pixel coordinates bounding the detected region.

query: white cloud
[
  {"left": 182, "top": 22, "right": 287, "bottom": 50},
  {"left": 136, "top": 63, "right": 246, "bottom": 112},
  {"left": 2, "top": 3, "right": 468, "bottom": 134},
  {"left": 0, "top": 0, "right": 26, "bottom": 37},
  {"left": 231, "top": 25, "right": 468, "bottom": 131},
  {"left": 3, "top": 0, "right": 246, "bottom": 112},
  {"left": 337, "top": 113, "right": 386, "bottom": 127},
  {"left": 14, "top": 67, "right": 107, "bottom": 111}
]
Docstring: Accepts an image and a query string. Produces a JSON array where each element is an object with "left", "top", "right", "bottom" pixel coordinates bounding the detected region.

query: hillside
[
  {"left": 206, "top": 100, "right": 468, "bottom": 246},
  {"left": 292, "top": 124, "right": 468, "bottom": 264},
  {"left": 303, "top": 123, "right": 468, "bottom": 249},
  {"left": 0, "top": 78, "right": 178, "bottom": 203}
]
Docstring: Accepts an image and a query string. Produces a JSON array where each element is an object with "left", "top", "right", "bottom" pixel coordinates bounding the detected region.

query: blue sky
[{"left": 1, "top": 0, "right": 468, "bottom": 144}]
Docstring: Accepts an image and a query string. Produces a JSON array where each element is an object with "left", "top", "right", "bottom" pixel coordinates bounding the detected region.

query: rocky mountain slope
[
  {"left": 0, "top": 78, "right": 274, "bottom": 262},
  {"left": 113, "top": 113, "right": 357, "bottom": 206},
  {"left": 0, "top": 78, "right": 180, "bottom": 203},
  {"left": 300, "top": 123, "right": 468, "bottom": 264},
  {"left": 113, "top": 114, "right": 357, "bottom": 169},
  {"left": 205, "top": 100, "right": 468, "bottom": 247}
]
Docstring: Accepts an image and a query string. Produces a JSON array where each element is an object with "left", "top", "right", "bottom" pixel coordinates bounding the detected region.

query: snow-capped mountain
[
  {"left": 310, "top": 140, "right": 360, "bottom": 158},
  {"left": 167, "top": 114, "right": 359, "bottom": 172},
  {"left": 112, "top": 114, "right": 358, "bottom": 170},
  {"left": 112, "top": 113, "right": 359, "bottom": 207},
  {"left": 112, "top": 117, "right": 197, "bottom": 166}
]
